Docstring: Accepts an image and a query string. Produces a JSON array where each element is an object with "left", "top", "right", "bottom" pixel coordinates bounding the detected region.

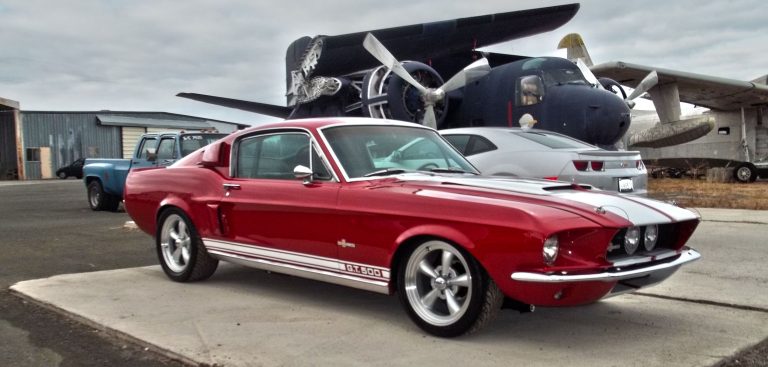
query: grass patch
[{"left": 648, "top": 178, "right": 768, "bottom": 210}]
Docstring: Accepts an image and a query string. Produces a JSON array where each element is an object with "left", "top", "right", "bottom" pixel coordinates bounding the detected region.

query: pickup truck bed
[{"left": 84, "top": 131, "right": 227, "bottom": 211}]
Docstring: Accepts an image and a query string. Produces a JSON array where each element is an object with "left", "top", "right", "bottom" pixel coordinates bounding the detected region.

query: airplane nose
[{"left": 586, "top": 91, "right": 631, "bottom": 146}]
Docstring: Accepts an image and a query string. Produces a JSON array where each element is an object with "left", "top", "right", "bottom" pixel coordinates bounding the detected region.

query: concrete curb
[{"left": 692, "top": 207, "right": 768, "bottom": 224}]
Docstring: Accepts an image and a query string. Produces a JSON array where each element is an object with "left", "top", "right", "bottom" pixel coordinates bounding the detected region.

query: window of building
[{"left": 26, "top": 148, "right": 40, "bottom": 162}]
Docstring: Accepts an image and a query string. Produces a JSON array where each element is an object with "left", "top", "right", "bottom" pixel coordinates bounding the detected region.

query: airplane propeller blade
[
  {"left": 576, "top": 58, "right": 603, "bottom": 90},
  {"left": 627, "top": 70, "right": 659, "bottom": 101},
  {"left": 423, "top": 105, "right": 437, "bottom": 129},
  {"left": 363, "top": 32, "right": 492, "bottom": 129},
  {"left": 439, "top": 58, "right": 491, "bottom": 93},
  {"left": 363, "top": 34, "right": 429, "bottom": 94}
]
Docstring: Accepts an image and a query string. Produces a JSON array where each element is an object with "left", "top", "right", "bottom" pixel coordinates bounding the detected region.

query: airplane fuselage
[{"left": 449, "top": 57, "right": 631, "bottom": 147}]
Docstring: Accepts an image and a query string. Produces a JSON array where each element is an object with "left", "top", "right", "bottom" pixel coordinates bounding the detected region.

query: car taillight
[
  {"left": 636, "top": 160, "right": 645, "bottom": 170},
  {"left": 590, "top": 161, "right": 604, "bottom": 171},
  {"left": 573, "top": 160, "right": 589, "bottom": 171},
  {"left": 543, "top": 176, "right": 558, "bottom": 181}
]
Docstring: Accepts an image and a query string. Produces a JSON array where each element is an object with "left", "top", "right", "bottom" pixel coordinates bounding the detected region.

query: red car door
[{"left": 213, "top": 131, "right": 342, "bottom": 268}]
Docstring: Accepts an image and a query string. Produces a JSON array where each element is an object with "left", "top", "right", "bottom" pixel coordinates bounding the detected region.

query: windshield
[
  {"left": 180, "top": 134, "right": 227, "bottom": 157},
  {"left": 322, "top": 125, "right": 477, "bottom": 179},
  {"left": 541, "top": 67, "right": 589, "bottom": 87},
  {"left": 512, "top": 131, "right": 596, "bottom": 150}
]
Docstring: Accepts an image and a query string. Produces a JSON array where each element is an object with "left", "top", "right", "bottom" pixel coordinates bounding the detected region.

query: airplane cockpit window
[
  {"left": 518, "top": 75, "right": 544, "bottom": 106},
  {"left": 542, "top": 68, "right": 588, "bottom": 87}
]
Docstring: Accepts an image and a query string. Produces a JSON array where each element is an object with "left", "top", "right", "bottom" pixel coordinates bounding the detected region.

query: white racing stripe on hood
[{"left": 396, "top": 175, "right": 698, "bottom": 225}]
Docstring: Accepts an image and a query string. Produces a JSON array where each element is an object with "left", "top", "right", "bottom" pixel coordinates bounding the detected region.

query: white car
[{"left": 441, "top": 127, "right": 648, "bottom": 195}]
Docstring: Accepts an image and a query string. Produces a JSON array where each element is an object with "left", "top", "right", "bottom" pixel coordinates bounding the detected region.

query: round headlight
[
  {"left": 644, "top": 225, "right": 659, "bottom": 251},
  {"left": 624, "top": 227, "right": 641, "bottom": 255},
  {"left": 543, "top": 235, "right": 559, "bottom": 265}
]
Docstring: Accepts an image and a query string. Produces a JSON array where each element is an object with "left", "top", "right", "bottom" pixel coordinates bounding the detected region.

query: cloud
[{"left": 1, "top": 0, "right": 766, "bottom": 125}]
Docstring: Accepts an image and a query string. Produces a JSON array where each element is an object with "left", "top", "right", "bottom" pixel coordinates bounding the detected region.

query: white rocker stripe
[{"left": 203, "top": 238, "right": 391, "bottom": 281}]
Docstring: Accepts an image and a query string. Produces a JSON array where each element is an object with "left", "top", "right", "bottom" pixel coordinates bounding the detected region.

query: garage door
[{"left": 122, "top": 127, "right": 146, "bottom": 158}]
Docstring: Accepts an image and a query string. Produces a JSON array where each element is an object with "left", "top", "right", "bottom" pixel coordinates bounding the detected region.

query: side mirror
[
  {"left": 293, "top": 165, "right": 313, "bottom": 183},
  {"left": 146, "top": 149, "right": 157, "bottom": 162}
]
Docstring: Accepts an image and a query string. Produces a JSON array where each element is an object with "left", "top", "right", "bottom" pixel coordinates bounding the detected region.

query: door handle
[{"left": 223, "top": 183, "right": 241, "bottom": 190}]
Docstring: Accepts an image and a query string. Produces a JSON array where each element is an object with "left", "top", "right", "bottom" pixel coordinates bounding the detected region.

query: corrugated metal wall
[
  {"left": 21, "top": 113, "right": 121, "bottom": 180},
  {"left": 0, "top": 111, "right": 18, "bottom": 180},
  {"left": 17, "top": 111, "right": 242, "bottom": 180}
]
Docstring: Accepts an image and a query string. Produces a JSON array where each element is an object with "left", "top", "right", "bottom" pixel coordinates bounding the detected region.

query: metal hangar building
[{"left": 0, "top": 97, "right": 248, "bottom": 180}]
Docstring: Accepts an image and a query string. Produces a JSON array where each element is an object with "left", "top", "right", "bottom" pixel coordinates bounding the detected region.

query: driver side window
[{"left": 236, "top": 133, "right": 309, "bottom": 180}]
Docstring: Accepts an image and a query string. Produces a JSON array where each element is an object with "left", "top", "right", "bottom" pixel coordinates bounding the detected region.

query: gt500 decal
[{"left": 345, "top": 264, "right": 383, "bottom": 277}]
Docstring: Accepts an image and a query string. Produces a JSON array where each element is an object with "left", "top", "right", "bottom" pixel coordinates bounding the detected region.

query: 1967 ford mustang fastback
[{"left": 124, "top": 118, "right": 701, "bottom": 337}]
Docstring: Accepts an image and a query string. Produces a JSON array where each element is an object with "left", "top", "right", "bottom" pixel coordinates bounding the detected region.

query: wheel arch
[{"left": 387, "top": 225, "right": 479, "bottom": 293}]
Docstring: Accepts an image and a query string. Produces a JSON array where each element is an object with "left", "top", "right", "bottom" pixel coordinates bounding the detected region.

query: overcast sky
[{"left": 1, "top": 0, "right": 766, "bottom": 125}]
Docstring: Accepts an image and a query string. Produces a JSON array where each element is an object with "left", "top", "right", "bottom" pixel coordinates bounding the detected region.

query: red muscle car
[{"left": 124, "top": 118, "right": 701, "bottom": 337}]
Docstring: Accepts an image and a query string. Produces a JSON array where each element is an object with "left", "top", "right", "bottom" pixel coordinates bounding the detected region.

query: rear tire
[
  {"left": 397, "top": 240, "right": 503, "bottom": 337},
  {"left": 87, "top": 181, "right": 106, "bottom": 211},
  {"left": 87, "top": 180, "right": 120, "bottom": 211},
  {"left": 156, "top": 208, "right": 218, "bottom": 282}
]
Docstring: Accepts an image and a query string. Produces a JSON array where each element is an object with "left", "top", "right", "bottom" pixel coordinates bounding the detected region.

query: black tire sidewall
[
  {"left": 734, "top": 164, "right": 757, "bottom": 183},
  {"left": 87, "top": 181, "right": 103, "bottom": 210},
  {"left": 156, "top": 208, "right": 202, "bottom": 282},
  {"left": 397, "top": 241, "right": 490, "bottom": 337}
]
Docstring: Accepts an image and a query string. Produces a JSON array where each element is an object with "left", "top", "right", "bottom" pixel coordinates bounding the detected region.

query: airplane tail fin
[
  {"left": 751, "top": 74, "right": 768, "bottom": 85},
  {"left": 557, "top": 33, "right": 593, "bottom": 67}
]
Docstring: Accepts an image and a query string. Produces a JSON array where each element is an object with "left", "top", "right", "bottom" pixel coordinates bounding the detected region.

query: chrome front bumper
[{"left": 511, "top": 248, "right": 701, "bottom": 283}]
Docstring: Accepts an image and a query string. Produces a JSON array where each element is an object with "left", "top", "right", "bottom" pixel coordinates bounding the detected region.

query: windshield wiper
[
  {"left": 363, "top": 168, "right": 409, "bottom": 177},
  {"left": 428, "top": 167, "right": 478, "bottom": 175}
]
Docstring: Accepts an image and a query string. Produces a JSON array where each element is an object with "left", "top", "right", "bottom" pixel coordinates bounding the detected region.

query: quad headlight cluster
[{"left": 623, "top": 225, "right": 659, "bottom": 255}]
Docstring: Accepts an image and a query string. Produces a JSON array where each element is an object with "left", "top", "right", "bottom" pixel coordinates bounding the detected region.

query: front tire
[
  {"left": 156, "top": 208, "right": 218, "bottom": 282},
  {"left": 398, "top": 240, "right": 503, "bottom": 337},
  {"left": 57, "top": 171, "right": 67, "bottom": 179}
]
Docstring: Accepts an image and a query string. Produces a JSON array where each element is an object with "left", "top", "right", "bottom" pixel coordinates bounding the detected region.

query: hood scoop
[{"left": 542, "top": 183, "right": 593, "bottom": 191}]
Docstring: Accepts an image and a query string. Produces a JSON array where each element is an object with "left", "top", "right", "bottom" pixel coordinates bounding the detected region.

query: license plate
[{"left": 618, "top": 178, "right": 634, "bottom": 192}]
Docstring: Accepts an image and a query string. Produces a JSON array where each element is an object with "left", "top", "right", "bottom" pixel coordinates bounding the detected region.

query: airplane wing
[
  {"left": 176, "top": 93, "right": 293, "bottom": 118},
  {"left": 591, "top": 61, "right": 768, "bottom": 110},
  {"left": 302, "top": 4, "right": 580, "bottom": 77}
]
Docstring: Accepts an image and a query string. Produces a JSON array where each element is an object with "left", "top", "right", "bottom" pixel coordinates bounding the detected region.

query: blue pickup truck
[{"left": 83, "top": 131, "right": 227, "bottom": 211}]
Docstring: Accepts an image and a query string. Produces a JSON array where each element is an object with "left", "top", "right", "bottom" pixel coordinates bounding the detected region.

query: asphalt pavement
[
  {"left": 0, "top": 180, "right": 183, "bottom": 367},
  {"left": 1, "top": 180, "right": 767, "bottom": 366}
]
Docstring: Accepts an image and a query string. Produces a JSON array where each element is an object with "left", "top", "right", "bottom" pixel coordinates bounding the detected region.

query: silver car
[{"left": 441, "top": 128, "right": 648, "bottom": 195}]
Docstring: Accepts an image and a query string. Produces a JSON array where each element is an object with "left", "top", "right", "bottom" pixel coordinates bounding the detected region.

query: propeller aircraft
[{"left": 179, "top": 4, "right": 640, "bottom": 148}]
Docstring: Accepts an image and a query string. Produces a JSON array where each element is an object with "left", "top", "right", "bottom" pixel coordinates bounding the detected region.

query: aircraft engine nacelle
[{"left": 361, "top": 61, "right": 448, "bottom": 126}]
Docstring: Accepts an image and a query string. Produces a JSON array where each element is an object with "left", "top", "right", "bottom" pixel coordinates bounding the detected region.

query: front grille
[{"left": 607, "top": 224, "right": 676, "bottom": 262}]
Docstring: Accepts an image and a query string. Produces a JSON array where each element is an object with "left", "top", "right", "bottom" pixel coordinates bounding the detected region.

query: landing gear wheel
[
  {"left": 733, "top": 163, "right": 757, "bottom": 183},
  {"left": 156, "top": 208, "right": 218, "bottom": 282},
  {"left": 398, "top": 240, "right": 503, "bottom": 337}
]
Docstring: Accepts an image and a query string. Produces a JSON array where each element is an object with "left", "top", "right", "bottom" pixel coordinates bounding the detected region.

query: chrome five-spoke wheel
[
  {"left": 404, "top": 241, "right": 472, "bottom": 326},
  {"left": 160, "top": 213, "right": 192, "bottom": 273},
  {"left": 398, "top": 240, "right": 503, "bottom": 337},
  {"left": 156, "top": 208, "right": 218, "bottom": 282}
]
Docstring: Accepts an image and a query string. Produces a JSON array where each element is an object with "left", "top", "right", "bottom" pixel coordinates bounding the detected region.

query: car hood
[{"left": 384, "top": 174, "right": 698, "bottom": 226}]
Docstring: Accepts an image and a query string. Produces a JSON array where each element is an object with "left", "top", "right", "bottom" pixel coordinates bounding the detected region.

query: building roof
[
  {"left": 20, "top": 110, "right": 249, "bottom": 129},
  {"left": 96, "top": 115, "right": 212, "bottom": 129}
]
